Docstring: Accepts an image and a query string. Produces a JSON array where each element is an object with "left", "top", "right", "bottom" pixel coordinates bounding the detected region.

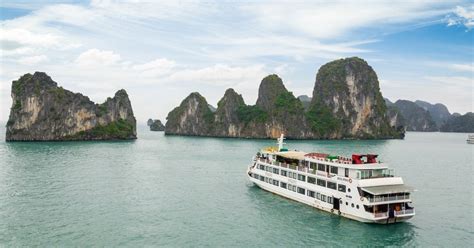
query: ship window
[
  {"left": 297, "top": 174, "right": 306, "bottom": 182},
  {"left": 348, "top": 188, "right": 351, "bottom": 193},
  {"left": 321, "top": 195, "right": 326, "bottom": 202},
  {"left": 288, "top": 172, "right": 292, "bottom": 178},
  {"left": 308, "top": 190, "right": 315, "bottom": 198},
  {"left": 351, "top": 203, "right": 354, "bottom": 208},
  {"left": 346, "top": 202, "right": 348, "bottom": 206},
  {"left": 259, "top": 176, "right": 264, "bottom": 182},
  {"left": 356, "top": 205, "right": 359, "bottom": 209},
  {"left": 308, "top": 177, "right": 316, "bottom": 184},
  {"left": 273, "top": 180, "right": 279, "bottom": 186},
  {"left": 281, "top": 170, "right": 287, "bottom": 177},
  {"left": 280, "top": 182, "right": 287, "bottom": 189},
  {"left": 317, "top": 179, "right": 326, "bottom": 187},
  {"left": 331, "top": 166, "right": 338, "bottom": 174},
  {"left": 253, "top": 173, "right": 258, "bottom": 179},
  {"left": 259, "top": 164, "right": 264, "bottom": 170},
  {"left": 316, "top": 193, "right": 321, "bottom": 200},
  {"left": 345, "top": 168, "right": 349, "bottom": 177},
  {"left": 327, "top": 197, "right": 333, "bottom": 204},
  {"left": 297, "top": 187, "right": 305, "bottom": 195},
  {"left": 327, "top": 182, "right": 337, "bottom": 190},
  {"left": 293, "top": 185, "right": 297, "bottom": 192},
  {"left": 273, "top": 168, "right": 279, "bottom": 174},
  {"left": 338, "top": 184, "right": 346, "bottom": 192},
  {"left": 317, "top": 163, "right": 325, "bottom": 171},
  {"left": 292, "top": 173, "right": 297, "bottom": 179},
  {"left": 310, "top": 162, "right": 317, "bottom": 170}
]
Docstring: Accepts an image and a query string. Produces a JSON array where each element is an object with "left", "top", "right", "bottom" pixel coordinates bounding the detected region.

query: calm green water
[{"left": 0, "top": 126, "right": 472, "bottom": 247}]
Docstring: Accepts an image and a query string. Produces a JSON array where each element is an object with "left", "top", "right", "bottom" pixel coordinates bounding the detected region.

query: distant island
[
  {"left": 165, "top": 57, "right": 405, "bottom": 139},
  {"left": 5, "top": 72, "right": 137, "bottom": 141},
  {"left": 147, "top": 119, "right": 165, "bottom": 131},
  {"left": 385, "top": 99, "right": 474, "bottom": 132}
]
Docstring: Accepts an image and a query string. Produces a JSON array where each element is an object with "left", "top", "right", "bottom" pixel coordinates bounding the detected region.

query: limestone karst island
[
  {"left": 6, "top": 72, "right": 136, "bottom": 141},
  {"left": 165, "top": 57, "right": 404, "bottom": 139}
]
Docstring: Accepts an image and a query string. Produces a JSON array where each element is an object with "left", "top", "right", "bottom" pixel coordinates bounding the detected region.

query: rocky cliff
[
  {"left": 6, "top": 72, "right": 137, "bottom": 141},
  {"left": 149, "top": 119, "right": 165, "bottom": 131},
  {"left": 393, "top": 100, "right": 437, "bottom": 131},
  {"left": 308, "top": 57, "right": 402, "bottom": 138},
  {"left": 440, "top": 112, "right": 474, "bottom": 132},
  {"left": 414, "top": 100, "right": 451, "bottom": 128},
  {"left": 165, "top": 57, "right": 403, "bottom": 139}
]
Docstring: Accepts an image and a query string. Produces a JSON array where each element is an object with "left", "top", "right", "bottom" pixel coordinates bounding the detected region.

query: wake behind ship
[{"left": 247, "top": 135, "right": 415, "bottom": 224}]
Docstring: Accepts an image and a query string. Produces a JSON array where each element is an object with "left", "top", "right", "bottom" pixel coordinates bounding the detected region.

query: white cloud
[
  {"left": 18, "top": 55, "right": 48, "bottom": 65},
  {"left": 241, "top": 1, "right": 451, "bottom": 38},
  {"left": 132, "top": 58, "right": 176, "bottom": 77},
  {"left": 166, "top": 64, "right": 267, "bottom": 87},
  {"left": 450, "top": 63, "right": 474, "bottom": 73},
  {"left": 75, "top": 49, "right": 122, "bottom": 67},
  {"left": 446, "top": 5, "right": 474, "bottom": 29}
]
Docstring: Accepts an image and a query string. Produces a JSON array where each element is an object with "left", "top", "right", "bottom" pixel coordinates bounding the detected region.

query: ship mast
[{"left": 277, "top": 134, "right": 286, "bottom": 151}]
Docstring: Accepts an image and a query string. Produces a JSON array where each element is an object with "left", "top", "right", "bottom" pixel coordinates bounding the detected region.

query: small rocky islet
[
  {"left": 6, "top": 72, "right": 137, "bottom": 141},
  {"left": 147, "top": 119, "right": 165, "bottom": 131}
]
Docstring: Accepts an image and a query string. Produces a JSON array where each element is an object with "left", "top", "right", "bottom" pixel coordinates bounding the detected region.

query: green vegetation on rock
[
  {"left": 237, "top": 105, "right": 268, "bottom": 124},
  {"left": 274, "top": 91, "right": 304, "bottom": 114},
  {"left": 70, "top": 119, "right": 134, "bottom": 139}
]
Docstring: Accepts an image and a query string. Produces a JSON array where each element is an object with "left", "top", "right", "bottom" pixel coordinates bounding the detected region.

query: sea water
[{"left": 0, "top": 126, "right": 472, "bottom": 246}]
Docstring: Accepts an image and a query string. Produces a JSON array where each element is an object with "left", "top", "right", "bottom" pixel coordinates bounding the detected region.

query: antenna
[{"left": 277, "top": 134, "right": 286, "bottom": 151}]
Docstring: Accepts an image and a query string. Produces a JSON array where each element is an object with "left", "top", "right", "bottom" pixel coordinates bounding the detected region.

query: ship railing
[
  {"left": 395, "top": 209, "right": 415, "bottom": 216},
  {"left": 367, "top": 194, "right": 410, "bottom": 203}
]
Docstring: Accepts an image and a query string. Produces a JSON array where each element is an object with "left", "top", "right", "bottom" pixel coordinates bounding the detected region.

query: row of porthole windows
[
  {"left": 252, "top": 173, "right": 360, "bottom": 209},
  {"left": 258, "top": 164, "right": 350, "bottom": 193}
]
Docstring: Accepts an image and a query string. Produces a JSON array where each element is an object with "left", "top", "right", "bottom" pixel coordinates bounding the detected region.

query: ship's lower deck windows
[
  {"left": 327, "top": 197, "right": 333, "bottom": 204},
  {"left": 272, "top": 180, "right": 279, "bottom": 186},
  {"left": 273, "top": 168, "right": 279, "bottom": 174},
  {"left": 259, "top": 164, "right": 264, "bottom": 170},
  {"left": 288, "top": 184, "right": 296, "bottom": 192},
  {"left": 308, "top": 176, "right": 316, "bottom": 184},
  {"left": 259, "top": 176, "right": 264, "bottom": 182},
  {"left": 316, "top": 192, "right": 321, "bottom": 200},
  {"left": 320, "top": 195, "right": 327, "bottom": 202},
  {"left": 280, "top": 182, "right": 287, "bottom": 189},
  {"left": 281, "top": 170, "right": 287, "bottom": 177},
  {"left": 297, "top": 187, "right": 305, "bottom": 195},
  {"left": 327, "top": 181, "right": 337, "bottom": 190},
  {"left": 308, "top": 190, "right": 315, "bottom": 198},
  {"left": 253, "top": 173, "right": 259, "bottom": 179},
  {"left": 338, "top": 184, "right": 346, "bottom": 192}
]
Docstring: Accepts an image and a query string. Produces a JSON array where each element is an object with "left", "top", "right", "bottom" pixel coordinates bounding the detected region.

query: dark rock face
[
  {"left": 308, "top": 57, "right": 403, "bottom": 138},
  {"left": 440, "top": 112, "right": 474, "bottom": 132},
  {"left": 165, "top": 57, "right": 403, "bottom": 140},
  {"left": 149, "top": 119, "right": 165, "bottom": 131},
  {"left": 414, "top": 100, "right": 451, "bottom": 128},
  {"left": 393, "top": 100, "right": 437, "bottom": 131},
  {"left": 6, "top": 72, "right": 136, "bottom": 141},
  {"left": 147, "top": 118, "right": 154, "bottom": 126},
  {"left": 165, "top": 92, "right": 214, "bottom": 136}
]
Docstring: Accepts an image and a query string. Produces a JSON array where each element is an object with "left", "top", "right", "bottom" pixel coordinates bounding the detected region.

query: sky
[{"left": 0, "top": 0, "right": 473, "bottom": 124}]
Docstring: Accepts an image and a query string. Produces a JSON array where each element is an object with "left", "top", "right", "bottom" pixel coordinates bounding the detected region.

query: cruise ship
[{"left": 247, "top": 135, "right": 415, "bottom": 224}]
